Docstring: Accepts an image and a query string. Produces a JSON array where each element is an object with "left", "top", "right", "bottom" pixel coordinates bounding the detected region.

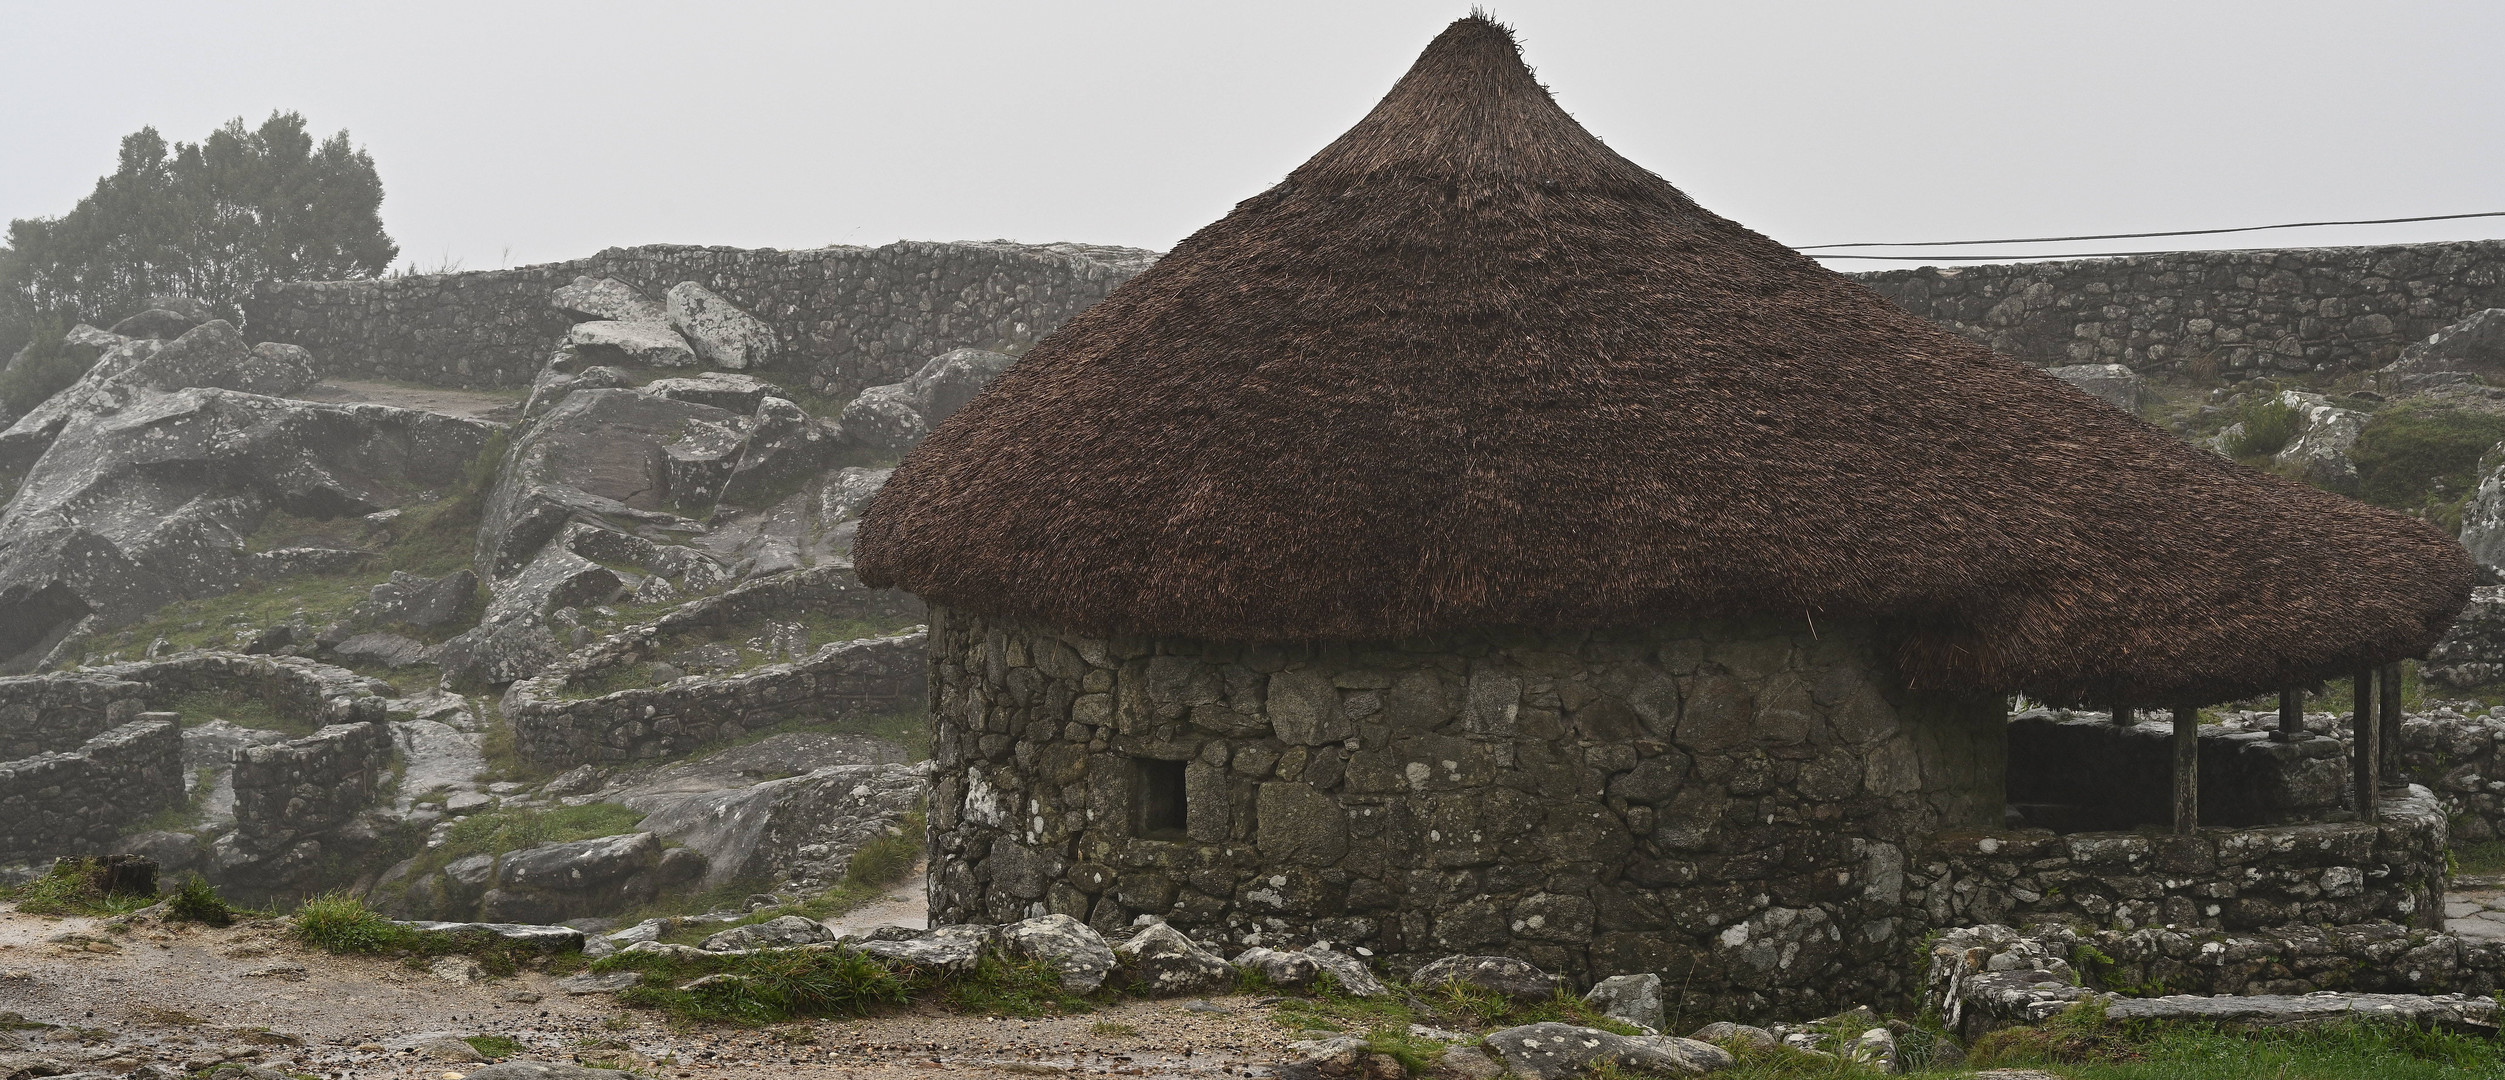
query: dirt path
[
  {"left": 0, "top": 903, "right": 1300, "bottom": 1079},
  {"left": 289, "top": 379, "right": 524, "bottom": 421}
]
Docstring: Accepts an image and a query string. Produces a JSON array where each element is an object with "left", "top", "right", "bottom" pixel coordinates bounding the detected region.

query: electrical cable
[{"left": 1797, "top": 210, "right": 2505, "bottom": 251}]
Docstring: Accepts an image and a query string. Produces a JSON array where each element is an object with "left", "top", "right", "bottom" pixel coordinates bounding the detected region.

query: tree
[{"left": 0, "top": 111, "right": 397, "bottom": 355}]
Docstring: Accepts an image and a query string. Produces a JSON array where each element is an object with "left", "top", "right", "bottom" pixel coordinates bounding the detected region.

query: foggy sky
[{"left": 7, "top": 1, "right": 2505, "bottom": 272}]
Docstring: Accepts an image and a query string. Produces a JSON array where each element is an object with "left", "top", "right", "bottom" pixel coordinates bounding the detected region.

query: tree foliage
[{"left": 0, "top": 111, "right": 396, "bottom": 354}]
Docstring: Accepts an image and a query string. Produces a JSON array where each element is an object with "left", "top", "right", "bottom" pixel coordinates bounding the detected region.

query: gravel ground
[{"left": 0, "top": 902, "right": 1307, "bottom": 1079}]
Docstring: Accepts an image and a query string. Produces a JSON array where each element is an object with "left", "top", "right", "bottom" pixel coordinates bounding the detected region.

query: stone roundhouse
[{"left": 857, "top": 18, "right": 2473, "bottom": 1018}]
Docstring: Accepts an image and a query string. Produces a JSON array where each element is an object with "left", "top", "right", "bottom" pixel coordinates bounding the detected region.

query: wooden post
[
  {"left": 2352, "top": 667, "right": 2379, "bottom": 822},
  {"left": 2112, "top": 701, "right": 2133, "bottom": 726},
  {"left": 2275, "top": 687, "right": 2304, "bottom": 742},
  {"left": 2379, "top": 661, "right": 2405, "bottom": 788},
  {"left": 2172, "top": 706, "right": 2200, "bottom": 835}
]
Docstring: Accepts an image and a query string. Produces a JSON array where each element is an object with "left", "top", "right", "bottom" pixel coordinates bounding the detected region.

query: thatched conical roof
[{"left": 854, "top": 16, "right": 2472, "bottom": 704}]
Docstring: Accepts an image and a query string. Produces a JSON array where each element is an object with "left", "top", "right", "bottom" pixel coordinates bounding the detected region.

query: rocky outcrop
[
  {"left": 0, "top": 342, "right": 496, "bottom": 671},
  {"left": 0, "top": 320, "right": 319, "bottom": 473},
  {"left": 631, "top": 760, "right": 925, "bottom": 889},
  {"left": 837, "top": 348, "right": 1013, "bottom": 455},
  {"left": 392, "top": 831, "right": 707, "bottom": 924},
  {"left": 565, "top": 319, "right": 694, "bottom": 368},
  {"left": 2269, "top": 390, "right": 2368, "bottom": 494},
  {"left": 1472, "top": 1023, "right": 1732, "bottom": 1079}
]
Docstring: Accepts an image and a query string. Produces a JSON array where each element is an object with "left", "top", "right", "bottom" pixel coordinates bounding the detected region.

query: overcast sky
[{"left": 8, "top": 1, "right": 2505, "bottom": 273}]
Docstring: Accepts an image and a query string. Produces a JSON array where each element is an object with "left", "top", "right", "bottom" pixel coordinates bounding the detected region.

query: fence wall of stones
[
  {"left": 1850, "top": 241, "right": 2505, "bottom": 376},
  {"left": 0, "top": 719, "right": 183, "bottom": 864},
  {"left": 504, "top": 631, "right": 927, "bottom": 768},
  {"left": 231, "top": 720, "right": 395, "bottom": 850},
  {"left": 0, "top": 672, "right": 146, "bottom": 759},
  {"left": 1912, "top": 787, "right": 2446, "bottom": 937},
  {"left": 244, "top": 241, "right": 1156, "bottom": 396},
  {"left": 92, "top": 652, "right": 393, "bottom": 731}
]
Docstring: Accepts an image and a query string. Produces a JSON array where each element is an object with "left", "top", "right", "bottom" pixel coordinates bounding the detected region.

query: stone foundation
[
  {"left": 925, "top": 608, "right": 2008, "bottom": 1020},
  {"left": 0, "top": 671, "right": 146, "bottom": 760}
]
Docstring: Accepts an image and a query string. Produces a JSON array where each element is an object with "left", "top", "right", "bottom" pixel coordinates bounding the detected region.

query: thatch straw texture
[{"left": 855, "top": 16, "right": 2472, "bottom": 704}]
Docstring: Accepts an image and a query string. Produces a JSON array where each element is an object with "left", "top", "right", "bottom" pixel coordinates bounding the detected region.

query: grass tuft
[
  {"left": 3, "top": 857, "right": 159, "bottom": 916},
  {"left": 163, "top": 873, "right": 235, "bottom": 927}
]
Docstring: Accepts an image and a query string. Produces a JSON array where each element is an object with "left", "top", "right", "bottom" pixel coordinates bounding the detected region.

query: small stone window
[{"left": 1134, "top": 757, "right": 1188, "bottom": 839}]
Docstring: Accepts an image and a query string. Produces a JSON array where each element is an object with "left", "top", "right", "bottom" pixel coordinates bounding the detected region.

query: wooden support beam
[
  {"left": 2173, "top": 706, "right": 2200, "bottom": 835},
  {"left": 2352, "top": 667, "right": 2379, "bottom": 822},
  {"left": 2275, "top": 687, "right": 2304, "bottom": 742},
  {"left": 2113, "top": 701, "right": 2133, "bottom": 726},
  {"left": 2379, "top": 661, "right": 2405, "bottom": 788}
]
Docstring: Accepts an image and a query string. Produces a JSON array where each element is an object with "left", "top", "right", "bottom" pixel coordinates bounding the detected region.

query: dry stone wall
[
  {"left": 926, "top": 608, "right": 2010, "bottom": 1021},
  {"left": 1911, "top": 787, "right": 2446, "bottom": 937},
  {"left": 245, "top": 241, "right": 1156, "bottom": 396},
  {"left": 0, "top": 672, "right": 146, "bottom": 759},
  {"left": 506, "top": 632, "right": 926, "bottom": 768},
  {"left": 0, "top": 718, "right": 183, "bottom": 864},
  {"left": 1851, "top": 241, "right": 2505, "bottom": 376}
]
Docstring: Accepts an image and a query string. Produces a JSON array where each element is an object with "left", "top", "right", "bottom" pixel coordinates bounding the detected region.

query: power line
[
  {"left": 1797, "top": 210, "right": 2505, "bottom": 251},
  {"left": 1810, "top": 250, "right": 2209, "bottom": 262}
]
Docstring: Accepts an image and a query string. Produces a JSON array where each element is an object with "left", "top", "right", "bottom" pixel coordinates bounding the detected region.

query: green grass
[
  {"left": 463, "top": 1035, "right": 523, "bottom": 1060},
  {"left": 289, "top": 892, "right": 574, "bottom": 976},
  {"left": 155, "top": 686, "right": 317, "bottom": 735},
  {"left": 384, "top": 429, "right": 507, "bottom": 577},
  {"left": 2452, "top": 840, "right": 2505, "bottom": 876},
  {"left": 2350, "top": 402, "right": 2505, "bottom": 525},
  {"left": 599, "top": 944, "right": 914, "bottom": 1024},
  {"left": 1, "top": 857, "right": 160, "bottom": 916}
]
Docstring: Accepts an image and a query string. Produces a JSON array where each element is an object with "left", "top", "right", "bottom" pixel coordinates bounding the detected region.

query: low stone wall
[
  {"left": 1851, "top": 241, "right": 2505, "bottom": 376},
  {"left": 0, "top": 671, "right": 147, "bottom": 759},
  {"left": 1928, "top": 922, "right": 2505, "bottom": 1040},
  {"left": 505, "top": 632, "right": 926, "bottom": 768},
  {"left": 0, "top": 719, "right": 183, "bottom": 863},
  {"left": 2396, "top": 703, "right": 2505, "bottom": 844},
  {"left": 230, "top": 719, "right": 395, "bottom": 850},
  {"left": 245, "top": 241, "right": 1156, "bottom": 396},
  {"left": 90, "top": 652, "right": 394, "bottom": 730},
  {"left": 1911, "top": 787, "right": 2446, "bottom": 935}
]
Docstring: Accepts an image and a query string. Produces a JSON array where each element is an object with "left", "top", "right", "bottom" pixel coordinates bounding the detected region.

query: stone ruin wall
[
  {"left": 1851, "top": 240, "right": 2505, "bottom": 376},
  {"left": 243, "top": 241, "right": 1156, "bottom": 396},
  {"left": 0, "top": 671, "right": 146, "bottom": 760},
  {"left": 0, "top": 717, "right": 182, "bottom": 864},
  {"left": 925, "top": 607, "right": 2009, "bottom": 1021}
]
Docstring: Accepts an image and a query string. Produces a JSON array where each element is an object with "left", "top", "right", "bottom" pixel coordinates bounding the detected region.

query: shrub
[
  {"left": 291, "top": 892, "right": 410, "bottom": 954},
  {"left": 2226, "top": 398, "right": 2302, "bottom": 458},
  {"left": 163, "top": 873, "right": 234, "bottom": 927},
  {"left": 0, "top": 315, "right": 100, "bottom": 418}
]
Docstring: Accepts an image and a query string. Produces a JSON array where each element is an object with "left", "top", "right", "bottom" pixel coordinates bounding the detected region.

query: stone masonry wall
[
  {"left": 0, "top": 672, "right": 146, "bottom": 760},
  {"left": 926, "top": 608, "right": 2009, "bottom": 1022},
  {"left": 1851, "top": 241, "right": 2505, "bottom": 376},
  {"left": 230, "top": 719, "right": 394, "bottom": 851},
  {"left": 1911, "top": 786, "right": 2447, "bottom": 938},
  {"left": 0, "top": 718, "right": 183, "bottom": 864},
  {"left": 505, "top": 631, "right": 927, "bottom": 769},
  {"left": 245, "top": 241, "right": 1156, "bottom": 396}
]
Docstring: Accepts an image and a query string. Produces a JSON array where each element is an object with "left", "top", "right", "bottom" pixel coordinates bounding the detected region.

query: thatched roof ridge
[{"left": 854, "top": 16, "right": 2472, "bottom": 704}]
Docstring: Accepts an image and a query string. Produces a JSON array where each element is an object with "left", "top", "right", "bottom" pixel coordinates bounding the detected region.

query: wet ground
[{"left": 0, "top": 901, "right": 1297, "bottom": 1079}]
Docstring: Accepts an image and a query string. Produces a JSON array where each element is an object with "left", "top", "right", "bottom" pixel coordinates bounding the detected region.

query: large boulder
[
  {"left": 1475, "top": 1023, "right": 1732, "bottom": 1079},
  {"left": 1000, "top": 913, "right": 1118, "bottom": 993},
  {"left": 643, "top": 372, "right": 787, "bottom": 413},
  {"left": 0, "top": 387, "right": 496, "bottom": 672},
  {"left": 1585, "top": 973, "right": 1666, "bottom": 1033},
  {"left": 1410, "top": 954, "right": 1562, "bottom": 1003},
  {"left": 666, "top": 283, "right": 778, "bottom": 370},
  {"left": 565, "top": 320, "right": 695, "bottom": 368},
  {"left": 2425, "top": 585, "right": 2505, "bottom": 688},
  {"left": 2270, "top": 390, "right": 2368, "bottom": 495},
  {"left": 702, "top": 915, "right": 836, "bottom": 951},
  {"left": 629, "top": 760, "right": 926, "bottom": 889},
  {"left": 836, "top": 348, "right": 1015, "bottom": 454},
  {"left": 397, "top": 831, "right": 706, "bottom": 923},
  {"left": 2382, "top": 308, "right": 2505, "bottom": 391},
  {"left": 1115, "top": 921, "right": 1235, "bottom": 997},
  {"left": 852, "top": 923, "right": 992, "bottom": 973}
]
